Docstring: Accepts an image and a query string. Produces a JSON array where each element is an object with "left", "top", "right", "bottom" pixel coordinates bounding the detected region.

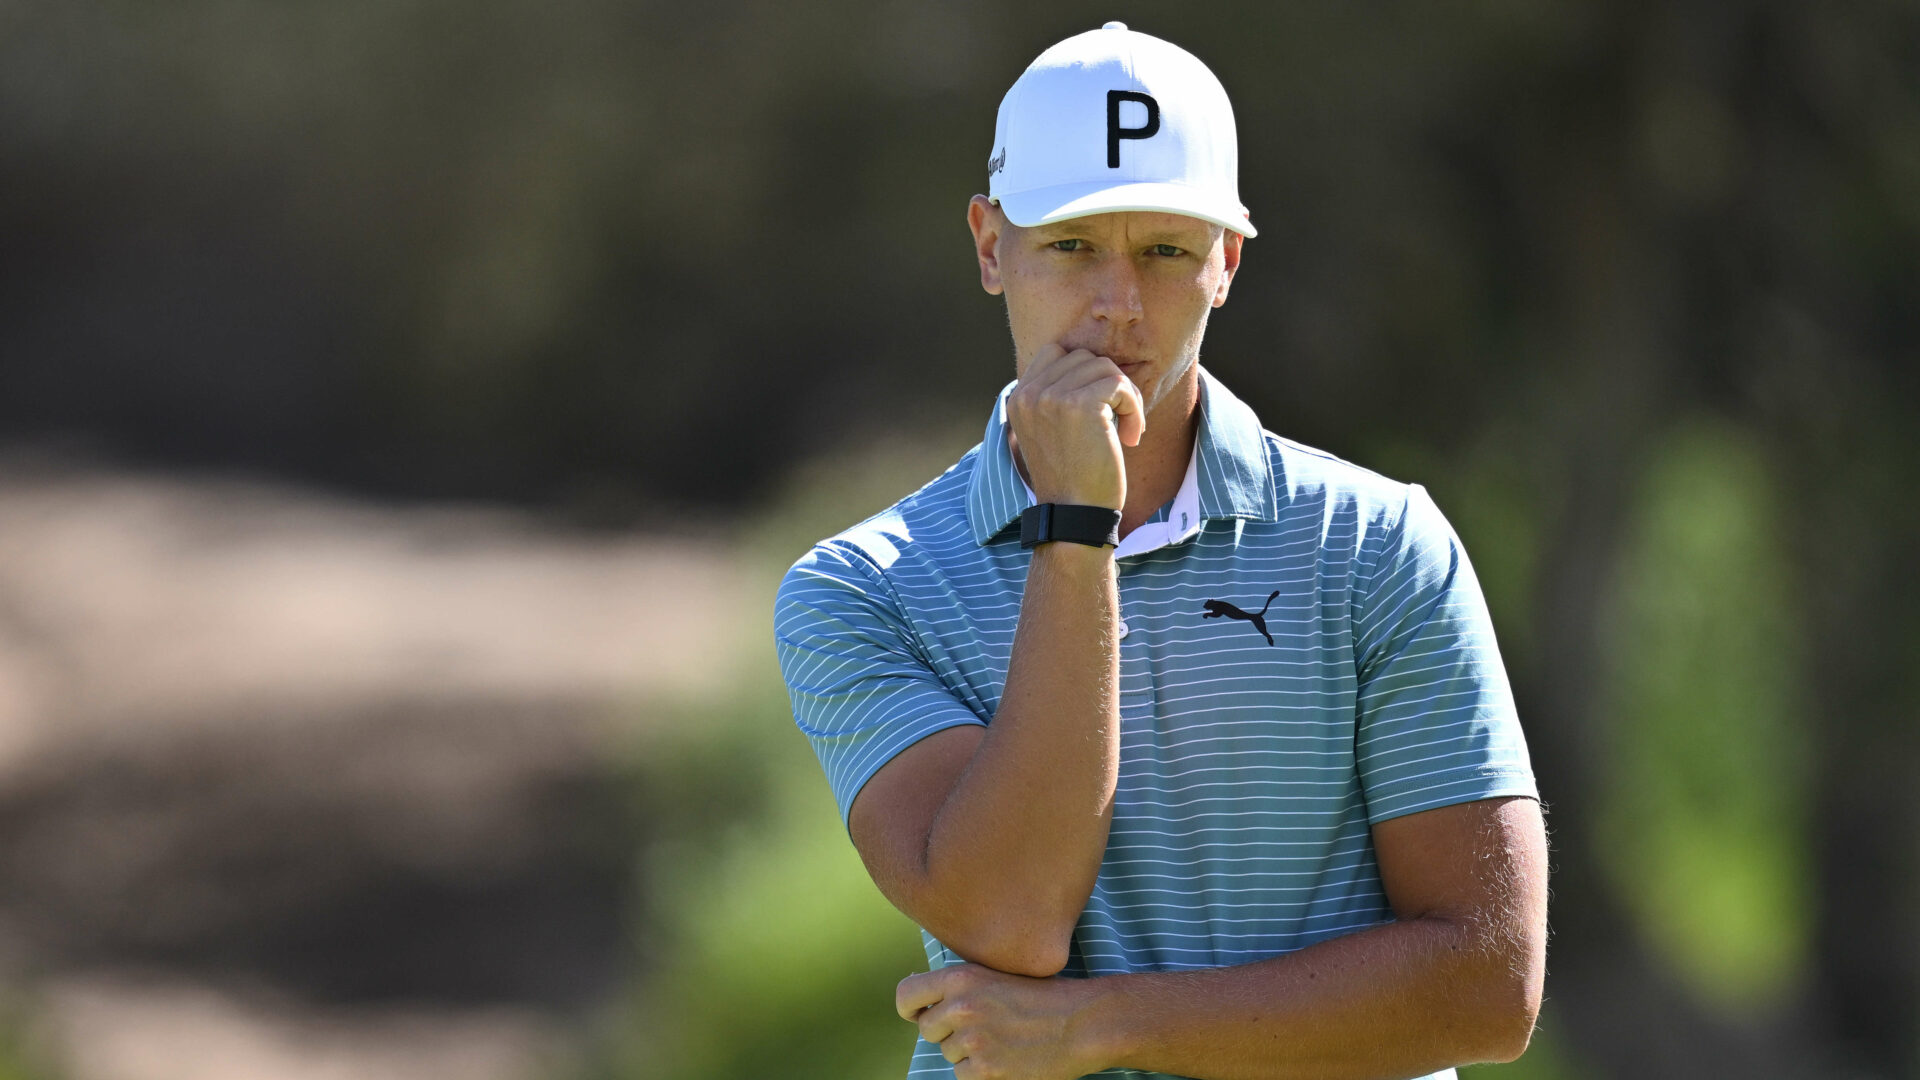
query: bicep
[
  {"left": 848, "top": 723, "right": 985, "bottom": 924},
  {"left": 1372, "top": 795, "right": 1547, "bottom": 933},
  {"left": 1373, "top": 795, "right": 1549, "bottom": 1058}
]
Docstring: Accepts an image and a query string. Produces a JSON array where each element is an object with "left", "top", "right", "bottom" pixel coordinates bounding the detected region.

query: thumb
[{"left": 1112, "top": 378, "right": 1146, "bottom": 447}]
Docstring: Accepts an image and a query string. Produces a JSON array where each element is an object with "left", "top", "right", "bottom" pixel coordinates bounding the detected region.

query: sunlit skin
[{"left": 965, "top": 195, "right": 1244, "bottom": 537}]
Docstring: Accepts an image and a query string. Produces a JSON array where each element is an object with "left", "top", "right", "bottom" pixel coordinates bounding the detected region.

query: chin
[{"left": 1138, "top": 358, "right": 1195, "bottom": 413}]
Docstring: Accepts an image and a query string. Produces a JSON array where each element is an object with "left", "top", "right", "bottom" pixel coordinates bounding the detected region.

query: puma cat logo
[{"left": 1201, "top": 590, "right": 1280, "bottom": 647}]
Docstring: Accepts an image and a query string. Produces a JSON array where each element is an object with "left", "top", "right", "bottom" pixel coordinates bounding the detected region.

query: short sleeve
[
  {"left": 774, "top": 542, "right": 987, "bottom": 831},
  {"left": 1351, "top": 484, "right": 1539, "bottom": 825}
]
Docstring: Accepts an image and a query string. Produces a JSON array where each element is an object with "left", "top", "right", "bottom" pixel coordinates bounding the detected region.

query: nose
[{"left": 1089, "top": 253, "right": 1144, "bottom": 326}]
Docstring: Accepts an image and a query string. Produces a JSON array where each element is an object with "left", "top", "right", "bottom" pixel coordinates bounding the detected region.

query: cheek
[
  {"left": 1004, "top": 278, "right": 1074, "bottom": 331},
  {"left": 1001, "top": 288, "right": 1066, "bottom": 371},
  {"left": 1147, "top": 277, "right": 1216, "bottom": 332}
]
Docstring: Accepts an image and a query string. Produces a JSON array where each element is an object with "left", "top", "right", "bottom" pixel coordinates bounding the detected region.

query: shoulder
[
  {"left": 1259, "top": 430, "right": 1419, "bottom": 537},
  {"left": 775, "top": 443, "right": 983, "bottom": 611}
]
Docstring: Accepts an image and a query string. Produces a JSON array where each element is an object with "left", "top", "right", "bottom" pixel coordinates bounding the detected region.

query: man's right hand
[
  {"left": 847, "top": 341, "right": 1133, "bottom": 977},
  {"left": 1006, "top": 344, "right": 1145, "bottom": 512}
]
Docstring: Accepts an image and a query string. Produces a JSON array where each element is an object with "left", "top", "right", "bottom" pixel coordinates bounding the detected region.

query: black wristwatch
[{"left": 1019, "top": 503, "right": 1122, "bottom": 550}]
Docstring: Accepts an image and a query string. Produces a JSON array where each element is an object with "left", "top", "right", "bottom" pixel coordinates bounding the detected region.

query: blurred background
[{"left": 0, "top": 1, "right": 1915, "bottom": 1077}]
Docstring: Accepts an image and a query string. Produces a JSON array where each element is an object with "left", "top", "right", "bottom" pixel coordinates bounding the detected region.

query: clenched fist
[
  {"left": 1005, "top": 344, "right": 1145, "bottom": 512},
  {"left": 898, "top": 963, "right": 1108, "bottom": 1080}
]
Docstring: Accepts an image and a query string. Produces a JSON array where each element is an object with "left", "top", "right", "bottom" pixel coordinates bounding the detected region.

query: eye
[
  {"left": 1151, "top": 243, "right": 1185, "bottom": 257},
  {"left": 1050, "top": 239, "right": 1087, "bottom": 252}
]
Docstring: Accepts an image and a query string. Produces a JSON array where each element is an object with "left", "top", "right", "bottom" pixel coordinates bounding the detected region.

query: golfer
[{"left": 775, "top": 22, "right": 1546, "bottom": 1080}]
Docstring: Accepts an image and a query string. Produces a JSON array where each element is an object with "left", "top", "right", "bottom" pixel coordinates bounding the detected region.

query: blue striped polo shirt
[{"left": 774, "top": 366, "right": 1538, "bottom": 1080}]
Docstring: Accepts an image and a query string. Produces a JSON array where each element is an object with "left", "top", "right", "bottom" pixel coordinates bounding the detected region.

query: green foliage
[
  {"left": 1594, "top": 418, "right": 1812, "bottom": 1017},
  {"left": 0, "top": 994, "right": 58, "bottom": 1080},
  {"left": 589, "top": 678, "right": 931, "bottom": 1080},
  {"left": 617, "top": 720, "right": 928, "bottom": 1080}
]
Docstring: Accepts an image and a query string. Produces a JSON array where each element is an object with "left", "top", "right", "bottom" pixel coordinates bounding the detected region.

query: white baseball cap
[{"left": 987, "top": 21, "right": 1256, "bottom": 238}]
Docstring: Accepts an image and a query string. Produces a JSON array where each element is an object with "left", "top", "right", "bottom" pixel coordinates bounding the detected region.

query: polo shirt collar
[{"left": 964, "top": 364, "right": 1278, "bottom": 549}]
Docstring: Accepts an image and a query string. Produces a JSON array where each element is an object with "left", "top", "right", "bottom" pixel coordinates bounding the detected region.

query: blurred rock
[
  {"left": 30, "top": 971, "right": 569, "bottom": 1080},
  {"left": 0, "top": 456, "right": 751, "bottom": 1077},
  {"left": 0, "top": 458, "right": 744, "bottom": 765}
]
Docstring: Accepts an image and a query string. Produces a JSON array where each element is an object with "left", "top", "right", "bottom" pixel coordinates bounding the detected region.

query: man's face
[{"left": 966, "top": 196, "right": 1244, "bottom": 418}]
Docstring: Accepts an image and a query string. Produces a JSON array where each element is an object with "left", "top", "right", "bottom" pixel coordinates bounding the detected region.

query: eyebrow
[{"left": 1029, "top": 221, "right": 1213, "bottom": 243}]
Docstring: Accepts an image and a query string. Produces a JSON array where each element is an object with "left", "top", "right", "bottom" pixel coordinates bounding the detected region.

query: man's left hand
[{"left": 895, "top": 963, "right": 1109, "bottom": 1080}]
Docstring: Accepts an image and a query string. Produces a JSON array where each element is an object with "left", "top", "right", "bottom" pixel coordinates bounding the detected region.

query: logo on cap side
[
  {"left": 987, "top": 147, "right": 1006, "bottom": 178},
  {"left": 1106, "top": 90, "right": 1161, "bottom": 168}
]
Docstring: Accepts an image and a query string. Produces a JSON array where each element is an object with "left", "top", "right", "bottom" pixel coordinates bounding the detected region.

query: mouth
[{"left": 1062, "top": 345, "right": 1152, "bottom": 379}]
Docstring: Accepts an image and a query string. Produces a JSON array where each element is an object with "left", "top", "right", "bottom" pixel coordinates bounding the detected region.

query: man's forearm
[
  {"left": 920, "top": 540, "right": 1119, "bottom": 973},
  {"left": 1072, "top": 913, "right": 1533, "bottom": 1079}
]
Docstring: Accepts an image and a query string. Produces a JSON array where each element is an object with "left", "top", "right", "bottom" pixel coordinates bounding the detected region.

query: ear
[
  {"left": 967, "top": 194, "right": 1006, "bottom": 296},
  {"left": 1211, "top": 229, "right": 1245, "bottom": 308}
]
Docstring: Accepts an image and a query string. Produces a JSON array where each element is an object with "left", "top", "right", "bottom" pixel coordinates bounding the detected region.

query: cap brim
[{"left": 995, "top": 180, "right": 1256, "bottom": 238}]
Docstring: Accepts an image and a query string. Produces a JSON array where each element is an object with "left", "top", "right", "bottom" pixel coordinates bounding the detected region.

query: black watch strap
[{"left": 1020, "top": 503, "right": 1122, "bottom": 550}]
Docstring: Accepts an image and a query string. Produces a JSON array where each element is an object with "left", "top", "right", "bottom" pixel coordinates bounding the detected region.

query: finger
[
  {"left": 1050, "top": 354, "right": 1128, "bottom": 394},
  {"left": 912, "top": 999, "right": 959, "bottom": 1044},
  {"left": 1111, "top": 374, "right": 1146, "bottom": 446},
  {"left": 896, "top": 972, "right": 946, "bottom": 1022},
  {"left": 1017, "top": 343, "right": 1072, "bottom": 389},
  {"left": 1054, "top": 364, "right": 1146, "bottom": 447},
  {"left": 1011, "top": 347, "right": 1108, "bottom": 422}
]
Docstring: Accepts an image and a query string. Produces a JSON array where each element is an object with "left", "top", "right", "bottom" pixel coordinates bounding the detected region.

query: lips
[{"left": 1063, "top": 346, "right": 1150, "bottom": 375}]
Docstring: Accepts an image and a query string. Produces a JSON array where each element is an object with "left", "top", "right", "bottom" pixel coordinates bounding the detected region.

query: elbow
[
  {"left": 910, "top": 873, "right": 1083, "bottom": 978},
  {"left": 1480, "top": 1001, "right": 1539, "bottom": 1064},
  {"left": 1435, "top": 913, "right": 1542, "bottom": 1064},
  {"left": 959, "top": 940, "right": 1070, "bottom": 979},
  {"left": 1476, "top": 956, "right": 1543, "bottom": 1063},
  {"left": 936, "top": 914, "right": 1074, "bottom": 978}
]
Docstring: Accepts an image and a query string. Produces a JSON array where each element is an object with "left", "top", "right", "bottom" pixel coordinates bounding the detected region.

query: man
[{"left": 774, "top": 22, "right": 1546, "bottom": 1080}]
